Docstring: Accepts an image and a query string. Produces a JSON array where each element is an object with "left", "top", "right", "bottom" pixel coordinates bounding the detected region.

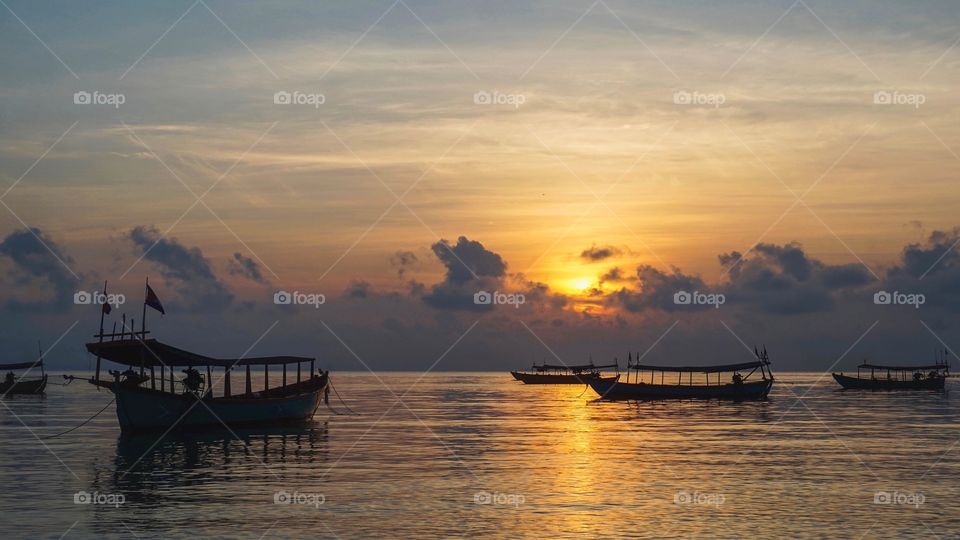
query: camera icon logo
[
  {"left": 673, "top": 90, "right": 692, "bottom": 105},
  {"left": 473, "top": 90, "right": 492, "bottom": 105},
  {"left": 474, "top": 491, "right": 493, "bottom": 504},
  {"left": 274, "top": 291, "right": 292, "bottom": 305},
  {"left": 74, "top": 491, "right": 92, "bottom": 504},
  {"left": 273, "top": 490, "right": 291, "bottom": 504},
  {"left": 274, "top": 91, "right": 292, "bottom": 105},
  {"left": 73, "top": 91, "right": 91, "bottom": 105},
  {"left": 74, "top": 291, "right": 92, "bottom": 305},
  {"left": 673, "top": 290, "right": 692, "bottom": 305},
  {"left": 873, "top": 291, "right": 892, "bottom": 305},
  {"left": 874, "top": 491, "right": 892, "bottom": 504},
  {"left": 674, "top": 491, "right": 691, "bottom": 504},
  {"left": 473, "top": 291, "right": 492, "bottom": 305},
  {"left": 873, "top": 91, "right": 892, "bottom": 105}
]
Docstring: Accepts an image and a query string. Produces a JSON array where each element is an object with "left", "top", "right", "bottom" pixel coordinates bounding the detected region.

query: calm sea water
[{"left": 1, "top": 372, "right": 959, "bottom": 539}]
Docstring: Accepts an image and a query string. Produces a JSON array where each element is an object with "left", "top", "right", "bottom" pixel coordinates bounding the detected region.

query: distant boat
[
  {"left": 0, "top": 343, "right": 48, "bottom": 395},
  {"left": 67, "top": 279, "right": 330, "bottom": 432},
  {"left": 588, "top": 347, "right": 774, "bottom": 401},
  {"left": 832, "top": 351, "right": 949, "bottom": 391},
  {"left": 510, "top": 362, "right": 620, "bottom": 385}
]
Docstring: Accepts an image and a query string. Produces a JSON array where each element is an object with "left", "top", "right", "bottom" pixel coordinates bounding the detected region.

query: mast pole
[
  {"left": 95, "top": 280, "right": 107, "bottom": 383},
  {"left": 142, "top": 277, "right": 148, "bottom": 340}
]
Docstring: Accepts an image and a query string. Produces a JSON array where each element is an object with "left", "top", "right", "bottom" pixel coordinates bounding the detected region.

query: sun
[{"left": 571, "top": 277, "right": 592, "bottom": 291}]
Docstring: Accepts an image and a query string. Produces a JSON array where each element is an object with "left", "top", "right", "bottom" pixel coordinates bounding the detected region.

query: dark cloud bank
[{"left": 2, "top": 226, "right": 959, "bottom": 372}]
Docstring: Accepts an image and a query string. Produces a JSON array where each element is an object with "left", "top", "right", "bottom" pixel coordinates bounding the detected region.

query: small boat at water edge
[
  {"left": 511, "top": 362, "right": 620, "bottom": 385},
  {"left": 588, "top": 347, "right": 774, "bottom": 401},
  {"left": 0, "top": 344, "right": 48, "bottom": 395},
  {"left": 67, "top": 279, "right": 330, "bottom": 432},
  {"left": 832, "top": 352, "right": 949, "bottom": 391}
]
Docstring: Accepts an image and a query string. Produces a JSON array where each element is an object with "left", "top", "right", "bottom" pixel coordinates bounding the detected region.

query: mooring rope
[
  {"left": 44, "top": 398, "right": 115, "bottom": 439},
  {"left": 324, "top": 379, "right": 357, "bottom": 415}
]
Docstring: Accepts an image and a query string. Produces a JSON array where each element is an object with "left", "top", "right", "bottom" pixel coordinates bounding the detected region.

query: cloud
[
  {"left": 128, "top": 226, "right": 233, "bottom": 311},
  {"left": 389, "top": 250, "right": 419, "bottom": 278},
  {"left": 599, "top": 266, "right": 626, "bottom": 285},
  {"left": 610, "top": 265, "right": 711, "bottom": 312},
  {"left": 580, "top": 244, "right": 622, "bottom": 261},
  {"left": 227, "top": 252, "right": 267, "bottom": 284},
  {"left": 0, "top": 228, "right": 77, "bottom": 311},
  {"left": 423, "top": 236, "right": 505, "bottom": 311},
  {"left": 344, "top": 280, "right": 370, "bottom": 299}
]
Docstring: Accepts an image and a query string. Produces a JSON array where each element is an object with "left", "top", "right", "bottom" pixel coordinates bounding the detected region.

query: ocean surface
[{"left": 1, "top": 371, "right": 959, "bottom": 539}]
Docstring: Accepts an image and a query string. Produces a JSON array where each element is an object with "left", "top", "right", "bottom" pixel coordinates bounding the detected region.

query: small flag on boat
[
  {"left": 101, "top": 301, "right": 112, "bottom": 315},
  {"left": 145, "top": 284, "right": 165, "bottom": 314}
]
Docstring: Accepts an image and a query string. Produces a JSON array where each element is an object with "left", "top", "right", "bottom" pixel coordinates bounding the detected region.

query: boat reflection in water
[
  {"left": 588, "top": 347, "right": 774, "bottom": 401},
  {"left": 84, "top": 423, "right": 329, "bottom": 536}
]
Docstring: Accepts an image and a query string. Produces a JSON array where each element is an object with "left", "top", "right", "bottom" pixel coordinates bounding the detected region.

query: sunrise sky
[{"left": 2, "top": 0, "right": 960, "bottom": 370}]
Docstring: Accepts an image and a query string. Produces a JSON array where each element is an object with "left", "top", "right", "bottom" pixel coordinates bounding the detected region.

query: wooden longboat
[
  {"left": 69, "top": 279, "right": 330, "bottom": 432},
  {"left": 588, "top": 348, "right": 774, "bottom": 401},
  {"left": 510, "top": 362, "right": 620, "bottom": 385},
  {"left": 832, "top": 354, "right": 949, "bottom": 391},
  {"left": 0, "top": 345, "right": 48, "bottom": 396}
]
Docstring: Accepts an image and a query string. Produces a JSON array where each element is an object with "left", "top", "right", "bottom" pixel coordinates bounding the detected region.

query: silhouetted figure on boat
[
  {"left": 182, "top": 367, "right": 203, "bottom": 393},
  {"left": 5, "top": 372, "right": 15, "bottom": 385},
  {"left": 732, "top": 373, "right": 743, "bottom": 385}
]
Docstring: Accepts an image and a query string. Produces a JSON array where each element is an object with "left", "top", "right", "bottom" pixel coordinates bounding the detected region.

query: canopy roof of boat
[
  {"left": 536, "top": 363, "right": 618, "bottom": 371},
  {"left": 857, "top": 362, "right": 948, "bottom": 371},
  {"left": 0, "top": 360, "right": 42, "bottom": 370},
  {"left": 629, "top": 359, "right": 770, "bottom": 373},
  {"left": 86, "top": 339, "right": 314, "bottom": 367}
]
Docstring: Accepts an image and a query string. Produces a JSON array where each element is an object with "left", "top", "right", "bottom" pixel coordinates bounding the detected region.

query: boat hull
[
  {"left": 588, "top": 377, "right": 772, "bottom": 401},
  {"left": 511, "top": 372, "right": 619, "bottom": 385},
  {"left": 832, "top": 373, "right": 945, "bottom": 391},
  {"left": 94, "top": 376, "right": 327, "bottom": 432},
  {"left": 0, "top": 375, "right": 47, "bottom": 395}
]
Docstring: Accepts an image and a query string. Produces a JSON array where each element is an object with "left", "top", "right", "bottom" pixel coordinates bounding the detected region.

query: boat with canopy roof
[
  {"left": 0, "top": 345, "right": 47, "bottom": 395},
  {"left": 66, "top": 279, "right": 329, "bottom": 432},
  {"left": 587, "top": 347, "right": 774, "bottom": 400},
  {"left": 832, "top": 351, "right": 949, "bottom": 390},
  {"left": 510, "top": 361, "right": 620, "bottom": 384}
]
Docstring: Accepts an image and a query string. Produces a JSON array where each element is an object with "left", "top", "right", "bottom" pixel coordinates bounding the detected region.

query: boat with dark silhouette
[
  {"left": 67, "top": 279, "right": 329, "bottom": 432},
  {"left": 0, "top": 356, "right": 47, "bottom": 396},
  {"left": 588, "top": 348, "right": 774, "bottom": 400},
  {"left": 832, "top": 352, "right": 949, "bottom": 391},
  {"left": 510, "top": 362, "right": 620, "bottom": 384}
]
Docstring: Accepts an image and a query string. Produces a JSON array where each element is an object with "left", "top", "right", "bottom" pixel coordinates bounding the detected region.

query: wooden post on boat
[
  {"left": 245, "top": 365, "right": 252, "bottom": 395},
  {"left": 94, "top": 280, "right": 108, "bottom": 383},
  {"left": 297, "top": 361, "right": 301, "bottom": 383},
  {"left": 283, "top": 363, "right": 287, "bottom": 386},
  {"left": 311, "top": 359, "right": 315, "bottom": 378},
  {"left": 224, "top": 367, "right": 231, "bottom": 397},
  {"left": 161, "top": 364, "right": 165, "bottom": 392},
  {"left": 264, "top": 364, "right": 269, "bottom": 392},
  {"left": 169, "top": 365, "right": 174, "bottom": 391},
  {"left": 150, "top": 366, "right": 155, "bottom": 389},
  {"left": 141, "top": 277, "right": 149, "bottom": 340},
  {"left": 206, "top": 365, "right": 212, "bottom": 394}
]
